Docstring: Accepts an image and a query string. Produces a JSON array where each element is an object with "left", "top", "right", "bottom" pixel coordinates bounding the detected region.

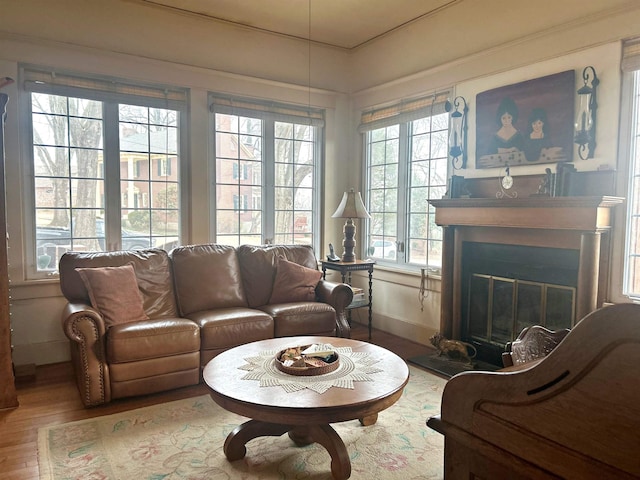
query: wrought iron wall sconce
[
  {"left": 446, "top": 96, "right": 468, "bottom": 169},
  {"left": 574, "top": 66, "right": 599, "bottom": 160}
]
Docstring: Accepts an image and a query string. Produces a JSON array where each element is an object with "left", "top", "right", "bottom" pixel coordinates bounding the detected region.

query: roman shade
[{"left": 358, "top": 90, "right": 451, "bottom": 132}]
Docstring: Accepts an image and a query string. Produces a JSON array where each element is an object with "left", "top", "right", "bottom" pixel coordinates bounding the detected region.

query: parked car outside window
[
  {"left": 369, "top": 240, "right": 396, "bottom": 259},
  {"left": 36, "top": 218, "right": 151, "bottom": 270}
]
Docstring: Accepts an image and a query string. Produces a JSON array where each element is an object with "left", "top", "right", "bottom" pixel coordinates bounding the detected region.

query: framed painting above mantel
[{"left": 475, "top": 70, "right": 575, "bottom": 168}]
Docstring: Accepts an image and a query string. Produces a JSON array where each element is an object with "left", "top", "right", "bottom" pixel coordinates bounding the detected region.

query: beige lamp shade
[
  {"left": 331, "top": 189, "right": 370, "bottom": 262},
  {"left": 331, "top": 189, "right": 371, "bottom": 219}
]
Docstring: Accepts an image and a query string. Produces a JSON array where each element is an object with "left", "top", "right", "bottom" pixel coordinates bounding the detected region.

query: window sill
[{"left": 371, "top": 262, "right": 442, "bottom": 279}]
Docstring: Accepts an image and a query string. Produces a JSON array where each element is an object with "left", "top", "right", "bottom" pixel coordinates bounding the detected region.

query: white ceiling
[{"left": 140, "top": 0, "right": 456, "bottom": 49}]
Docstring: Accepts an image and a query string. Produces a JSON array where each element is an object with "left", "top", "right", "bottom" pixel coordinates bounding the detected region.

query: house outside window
[
  {"left": 361, "top": 92, "right": 450, "bottom": 272},
  {"left": 156, "top": 156, "right": 172, "bottom": 177},
  {"left": 232, "top": 194, "right": 249, "bottom": 212},
  {"left": 211, "top": 95, "right": 324, "bottom": 249},
  {"left": 232, "top": 162, "right": 249, "bottom": 180},
  {"left": 23, "top": 66, "right": 187, "bottom": 278}
]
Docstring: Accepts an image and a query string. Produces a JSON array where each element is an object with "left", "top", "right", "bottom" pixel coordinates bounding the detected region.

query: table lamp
[{"left": 331, "top": 189, "right": 371, "bottom": 262}]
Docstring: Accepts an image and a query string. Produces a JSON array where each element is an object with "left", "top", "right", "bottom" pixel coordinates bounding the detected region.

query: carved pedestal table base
[{"left": 203, "top": 336, "right": 409, "bottom": 480}]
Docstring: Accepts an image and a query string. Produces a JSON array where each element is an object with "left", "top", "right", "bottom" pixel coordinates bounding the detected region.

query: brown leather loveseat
[{"left": 59, "top": 244, "right": 353, "bottom": 406}]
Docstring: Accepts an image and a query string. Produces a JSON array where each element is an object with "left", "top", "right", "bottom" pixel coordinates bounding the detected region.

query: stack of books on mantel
[{"left": 349, "top": 287, "right": 366, "bottom": 306}]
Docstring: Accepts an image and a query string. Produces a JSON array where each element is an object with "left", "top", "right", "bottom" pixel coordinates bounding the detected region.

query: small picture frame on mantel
[{"left": 447, "top": 175, "right": 469, "bottom": 199}]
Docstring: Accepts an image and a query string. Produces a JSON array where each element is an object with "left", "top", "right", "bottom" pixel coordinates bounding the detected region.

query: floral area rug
[{"left": 38, "top": 366, "right": 446, "bottom": 480}]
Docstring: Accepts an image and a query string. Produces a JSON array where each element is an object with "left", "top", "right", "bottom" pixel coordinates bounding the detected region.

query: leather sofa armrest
[
  {"left": 61, "top": 302, "right": 111, "bottom": 406},
  {"left": 316, "top": 280, "right": 353, "bottom": 338}
]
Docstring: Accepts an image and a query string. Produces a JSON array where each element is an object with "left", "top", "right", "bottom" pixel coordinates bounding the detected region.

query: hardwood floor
[{"left": 0, "top": 323, "right": 434, "bottom": 479}]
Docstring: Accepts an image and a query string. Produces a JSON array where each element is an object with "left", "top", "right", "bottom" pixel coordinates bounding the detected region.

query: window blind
[
  {"left": 358, "top": 91, "right": 451, "bottom": 132},
  {"left": 21, "top": 65, "right": 188, "bottom": 110},
  {"left": 210, "top": 95, "right": 325, "bottom": 127}
]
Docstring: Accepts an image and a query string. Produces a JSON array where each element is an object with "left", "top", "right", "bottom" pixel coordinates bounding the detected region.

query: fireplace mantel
[
  {"left": 430, "top": 196, "right": 623, "bottom": 231},
  {"left": 429, "top": 195, "right": 624, "bottom": 342}
]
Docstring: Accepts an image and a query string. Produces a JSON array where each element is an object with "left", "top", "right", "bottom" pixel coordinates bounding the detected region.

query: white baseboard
[{"left": 352, "top": 311, "right": 433, "bottom": 347}]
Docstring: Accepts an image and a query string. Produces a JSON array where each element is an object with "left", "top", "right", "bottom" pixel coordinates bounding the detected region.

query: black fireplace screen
[{"left": 462, "top": 242, "right": 578, "bottom": 365}]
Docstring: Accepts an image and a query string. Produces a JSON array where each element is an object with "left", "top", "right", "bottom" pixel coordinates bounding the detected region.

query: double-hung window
[
  {"left": 361, "top": 93, "right": 450, "bottom": 272},
  {"left": 211, "top": 95, "right": 324, "bottom": 249},
  {"left": 23, "top": 66, "right": 188, "bottom": 278}
]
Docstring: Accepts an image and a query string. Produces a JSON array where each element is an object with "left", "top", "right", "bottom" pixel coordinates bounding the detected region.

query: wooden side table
[{"left": 321, "top": 260, "right": 375, "bottom": 340}]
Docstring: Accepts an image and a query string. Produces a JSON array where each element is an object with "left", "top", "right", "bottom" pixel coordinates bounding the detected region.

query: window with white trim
[
  {"left": 621, "top": 40, "right": 640, "bottom": 298},
  {"left": 23, "top": 66, "right": 187, "bottom": 278},
  {"left": 361, "top": 93, "right": 450, "bottom": 271},
  {"left": 211, "top": 95, "right": 323, "bottom": 249}
]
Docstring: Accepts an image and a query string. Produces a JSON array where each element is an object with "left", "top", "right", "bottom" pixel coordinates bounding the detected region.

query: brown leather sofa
[{"left": 59, "top": 244, "right": 353, "bottom": 407}]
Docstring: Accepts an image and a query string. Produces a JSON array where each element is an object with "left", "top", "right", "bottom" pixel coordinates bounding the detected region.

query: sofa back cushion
[
  {"left": 170, "top": 244, "right": 247, "bottom": 315},
  {"left": 59, "top": 248, "right": 179, "bottom": 318},
  {"left": 236, "top": 244, "right": 318, "bottom": 308}
]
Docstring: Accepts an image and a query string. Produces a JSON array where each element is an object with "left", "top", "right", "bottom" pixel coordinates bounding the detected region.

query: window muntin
[
  {"left": 365, "top": 111, "right": 448, "bottom": 270},
  {"left": 215, "top": 113, "right": 263, "bottom": 246},
  {"left": 33, "top": 93, "right": 105, "bottom": 270},
  {"left": 408, "top": 114, "right": 448, "bottom": 267},
  {"left": 119, "top": 105, "right": 180, "bottom": 253},
  {"left": 273, "top": 122, "right": 315, "bottom": 245},
  {"left": 213, "top": 105, "right": 321, "bottom": 249},
  {"left": 367, "top": 125, "right": 399, "bottom": 260},
  {"left": 623, "top": 70, "right": 640, "bottom": 297},
  {"left": 30, "top": 91, "right": 183, "bottom": 276}
]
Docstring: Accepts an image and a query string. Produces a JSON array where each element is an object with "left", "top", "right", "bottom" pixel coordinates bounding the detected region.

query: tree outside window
[
  {"left": 363, "top": 99, "right": 449, "bottom": 271},
  {"left": 31, "top": 91, "right": 183, "bottom": 274},
  {"left": 213, "top": 100, "right": 322, "bottom": 249}
]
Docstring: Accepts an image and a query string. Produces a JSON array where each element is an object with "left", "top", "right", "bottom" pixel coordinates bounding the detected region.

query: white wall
[
  {"left": 350, "top": 1, "right": 640, "bottom": 97},
  {"left": 457, "top": 44, "right": 621, "bottom": 177},
  {"left": 1, "top": 0, "right": 351, "bottom": 93},
  {"left": 344, "top": 5, "right": 640, "bottom": 345},
  {"left": 2, "top": 1, "right": 640, "bottom": 365},
  {"left": 348, "top": 42, "right": 624, "bottom": 346},
  {"left": 0, "top": 1, "right": 352, "bottom": 366}
]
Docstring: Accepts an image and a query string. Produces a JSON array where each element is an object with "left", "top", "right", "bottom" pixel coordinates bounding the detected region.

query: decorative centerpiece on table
[
  {"left": 276, "top": 343, "right": 340, "bottom": 376},
  {"left": 239, "top": 342, "right": 383, "bottom": 393}
]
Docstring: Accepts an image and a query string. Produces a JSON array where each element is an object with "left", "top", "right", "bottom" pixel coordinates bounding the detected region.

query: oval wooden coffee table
[{"left": 202, "top": 336, "right": 409, "bottom": 480}]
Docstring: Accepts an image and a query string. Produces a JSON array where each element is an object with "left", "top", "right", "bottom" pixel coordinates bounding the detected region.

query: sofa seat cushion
[
  {"left": 186, "top": 307, "right": 274, "bottom": 351},
  {"left": 258, "top": 302, "right": 336, "bottom": 337},
  {"left": 107, "top": 317, "right": 200, "bottom": 364}
]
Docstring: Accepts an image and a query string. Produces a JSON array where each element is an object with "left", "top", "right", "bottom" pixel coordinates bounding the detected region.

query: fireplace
[
  {"left": 430, "top": 195, "right": 622, "bottom": 367},
  {"left": 462, "top": 242, "right": 578, "bottom": 364}
]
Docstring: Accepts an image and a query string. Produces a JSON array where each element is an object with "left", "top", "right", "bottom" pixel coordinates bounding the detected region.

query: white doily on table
[{"left": 238, "top": 345, "right": 383, "bottom": 394}]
